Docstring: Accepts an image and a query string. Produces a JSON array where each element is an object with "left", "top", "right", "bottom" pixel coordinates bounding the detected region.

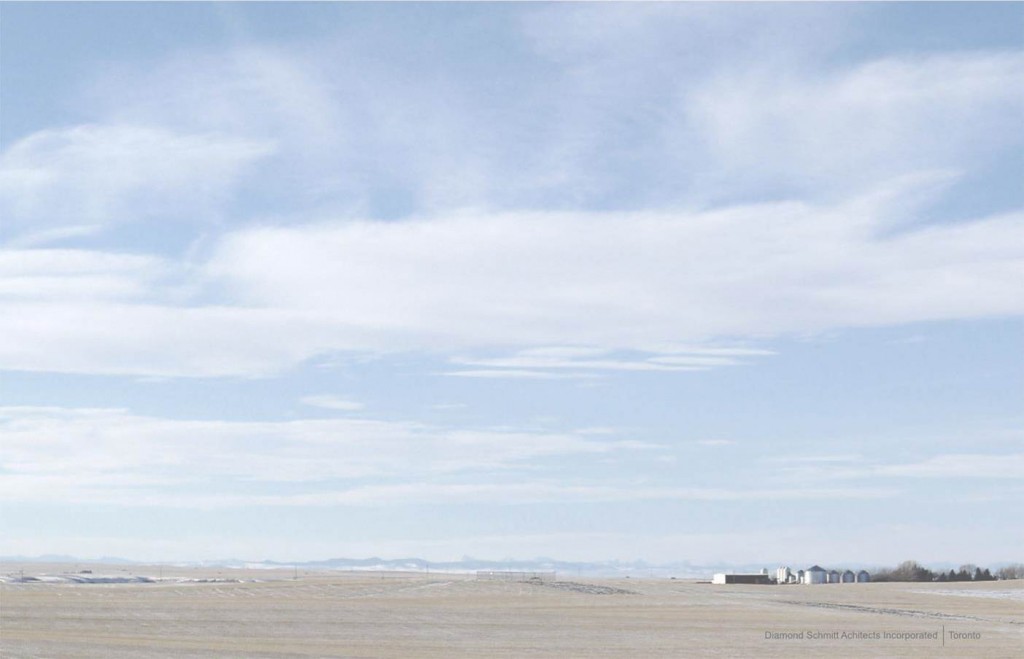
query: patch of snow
[{"left": 914, "top": 589, "right": 1024, "bottom": 601}]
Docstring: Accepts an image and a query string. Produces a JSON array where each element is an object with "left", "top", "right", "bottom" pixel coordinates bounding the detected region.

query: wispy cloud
[
  {"left": 873, "top": 454, "right": 1024, "bottom": 479},
  {"left": 768, "top": 454, "right": 863, "bottom": 464},
  {"left": 444, "top": 369, "right": 597, "bottom": 381},
  {"left": 696, "top": 439, "right": 736, "bottom": 447},
  {"left": 0, "top": 31, "right": 1019, "bottom": 380},
  {"left": 161, "top": 483, "right": 899, "bottom": 509},
  {"left": 684, "top": 52, "right": 1024, "bottom": 200},
  {"left": 0, "top": 406, "right": 655, "bottom": 506},
  {"left": 300, "top": 395, "right": 365, "bottom": 412},
  {"left": 4, "top": 224, "right": 104, "bottom": 248},
  {"left": 0, "top": 405, "right": 909, "bottom": 509},
  {"left": 200, "top": 197, "right": 1024, "bottom": 359},
  {"left": 2, "top": 194, "right": 1021, "bottom": 377},
  {"left": 0, "top": 249, "right": 173, "bottom": 301},
  {"left": 0, "top": 125, "right": 273, "bottom": 230},
  {"left": 446, "top": 345, "right": 759, "bottom": 378},
  {"left": 775, "top": 453, "right": 1024, "bottom": 481}
]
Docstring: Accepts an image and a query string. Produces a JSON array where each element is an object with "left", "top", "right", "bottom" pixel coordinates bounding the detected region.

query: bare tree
[
  {"left": 890, "top": 560, "right": 934, "bottom": 582},
  {"left": 996, "top": 564, "right": 1024, "bottom": 580}
]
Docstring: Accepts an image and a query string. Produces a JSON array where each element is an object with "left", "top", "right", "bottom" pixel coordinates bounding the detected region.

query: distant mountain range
[{"left": 235, "top": 556, "right": 720, "bottom": 578}]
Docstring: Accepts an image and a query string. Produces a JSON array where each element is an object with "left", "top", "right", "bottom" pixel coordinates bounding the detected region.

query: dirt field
[{"left": 1, "top": 563, "right": 1021, "bottom": 658}]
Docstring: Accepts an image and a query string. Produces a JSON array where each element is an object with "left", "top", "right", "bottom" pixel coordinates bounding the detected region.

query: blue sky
[{"left": 1, "top": 3, "right": 1021, "bottom": 566}]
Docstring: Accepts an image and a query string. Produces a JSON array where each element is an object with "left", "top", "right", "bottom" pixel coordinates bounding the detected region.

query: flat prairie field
[{"left": 1, "top": 564, "right": 1021, "bottom": 658}]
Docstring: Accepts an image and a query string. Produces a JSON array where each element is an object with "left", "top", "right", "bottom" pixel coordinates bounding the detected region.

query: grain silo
[
  {"left": 856, "top": 570, "right": 871, "bottom": 583},
  {"left": 828, "top": 569, "right": 841, "bottom": 583},
  {"left": 804, "top": 565, "right": 827, "bottom": 584},
  {"left": 842, "top": 570, "right": 855, "bottom": 583}
]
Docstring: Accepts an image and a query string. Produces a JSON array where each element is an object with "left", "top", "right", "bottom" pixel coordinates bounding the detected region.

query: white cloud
[
  {"left": 769, "top": 454, "right": 863, "bottom": 464},
  {"left": 574, "top": 427, "right": 618, "bottom": 436},
  {"left": 5, "top": 224, "right": 104, "bottom": 248},
  {"left": 0, "top": 406, "right": 651, "bottom": 507},
  {"left": 0, "top": 406, "right": 904, "bottom": 509},
  {"left": 776, "top": 453, "right": 1024, "bottom": 481},
  {"left": 0, "top": 302, "right": 334, "bottom": 377},
  {"left": 82, "top": 44, "right": 502, "bottom": 214},
  {"left": 0, "top": 124, "right": 273, "bottom": 229},
  {"left": 207, "top": 198, "right": 1022, "bottom": 352},
  {"left": 696, "top": 440, "right": 736, "bottom": 447},
  {"left": 444, "top": 369, "right": 596, "bottom": 381},
  {"left": 62, "top": 20, "right": 1020, "bottom": 218},
  {"left": 300, "top": 395, "right": 365, "bottom": 412},
  {"left": 164, "top": 483, "right": 896, "bottom": 509},
  {"left": 446, "top": 346, "right": 752, "bottom": 377},
  {"left": 93, "top": 47, "right": 344, "bottom": 152},
  {"left": 683, "top": 52, "right": 1024, "bottom": 199},
  {"left": 0, "top": 249, "right": 173, "bottom": 301},
  {"left": 0, "top": 36, "right": 1020, "bottom": 381},
  {"left": 873, "top": 454, "right": 1024, "bottom": 479},
  {"left": 1, "top": 185, "right": 1021, "bottom": 377}
]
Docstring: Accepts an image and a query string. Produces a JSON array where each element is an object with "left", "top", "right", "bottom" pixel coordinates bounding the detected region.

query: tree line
[{"left": 872, "top": 561, "right": 1024, "bottom": 582}]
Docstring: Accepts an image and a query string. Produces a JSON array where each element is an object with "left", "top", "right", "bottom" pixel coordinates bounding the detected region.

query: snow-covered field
[
  {"left": 0, "top": 573, "right": 248, "bottom": 585},
  {"left": 915, "top": 588, "right": 1024, "bottom": 602},
  {"left": 2, "top": 563, "right": 1021, "bottom": 658}
]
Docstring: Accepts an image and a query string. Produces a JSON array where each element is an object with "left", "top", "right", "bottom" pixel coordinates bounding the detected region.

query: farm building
[
  {"left": 712, "top": 573, "right": 772, "bottom": 585},
  {"left": 804, "top": 565, "right": 828, "bottom": 584},
  {"left": 757, "top": 564, "right": 868, "bottom": 585}
]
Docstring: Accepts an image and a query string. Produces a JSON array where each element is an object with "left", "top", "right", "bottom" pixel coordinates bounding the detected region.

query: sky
[{"left": 1, "top": 2, "right": 1022, "bottom": 567}]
